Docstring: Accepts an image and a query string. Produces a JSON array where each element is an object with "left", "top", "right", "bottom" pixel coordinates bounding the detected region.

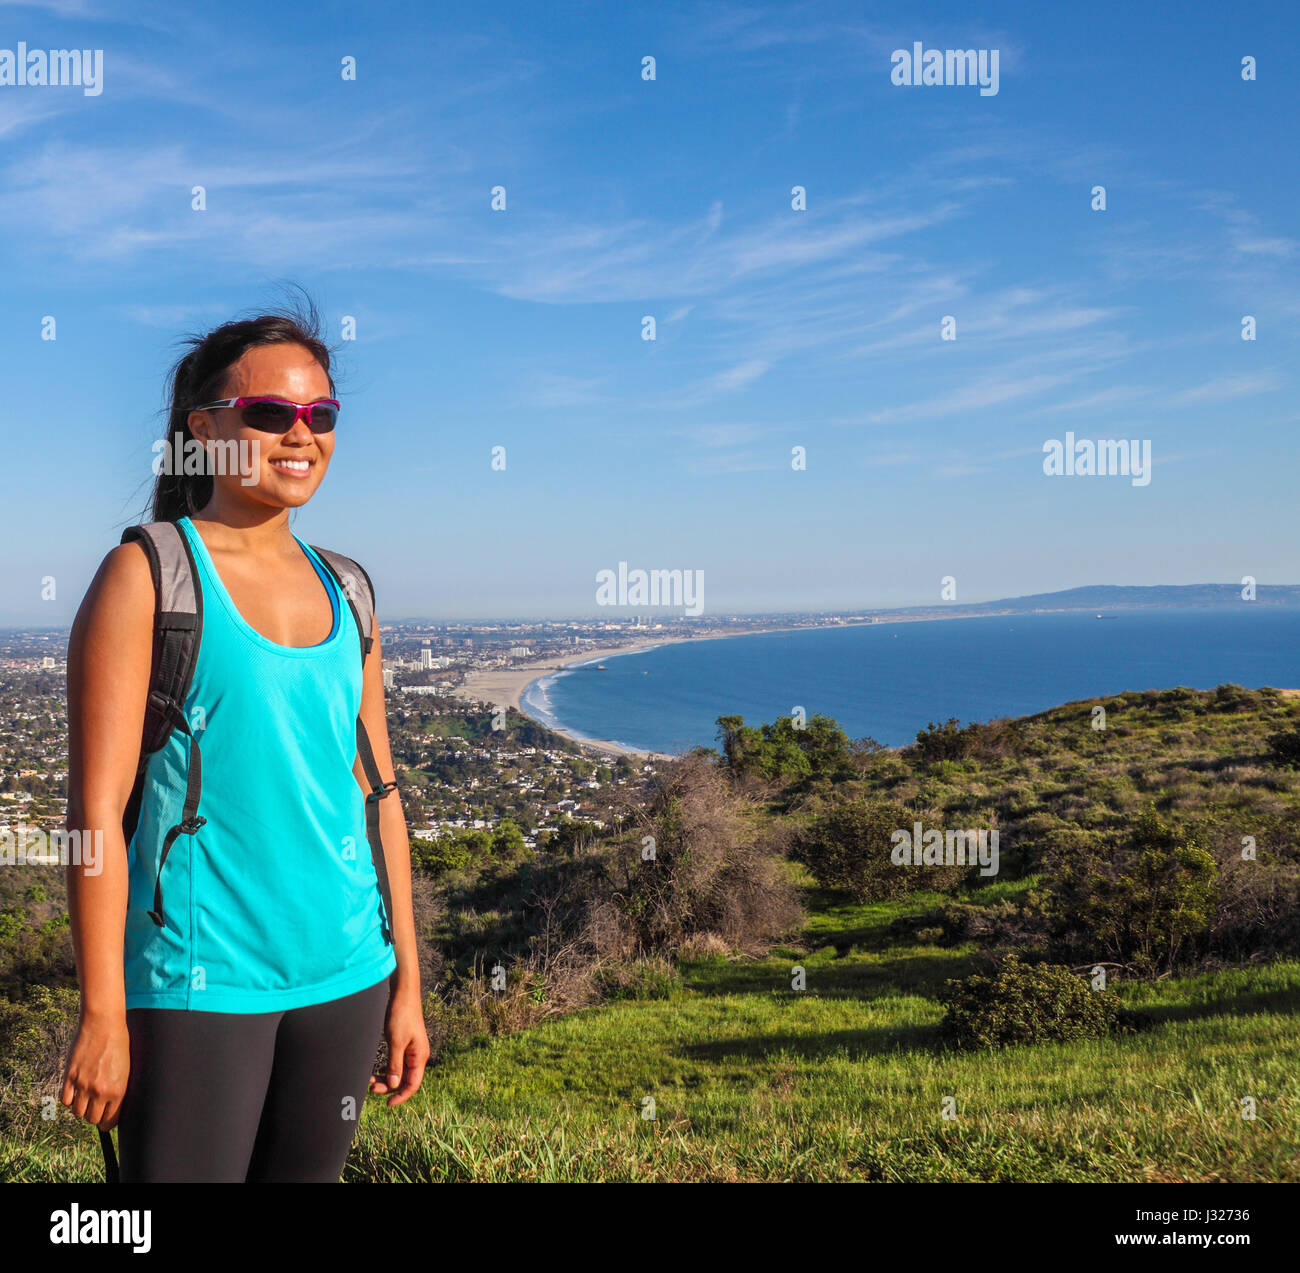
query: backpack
[{"left": 98, "top": 520, "right": 397, "bottom": 1182}]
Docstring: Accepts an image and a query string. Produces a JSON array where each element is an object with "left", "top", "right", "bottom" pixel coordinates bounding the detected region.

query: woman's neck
[{"left": 188, "top": 501, "right": 297, "bottom": 555}]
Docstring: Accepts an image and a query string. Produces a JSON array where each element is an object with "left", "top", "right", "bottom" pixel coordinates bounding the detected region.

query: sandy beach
[
  {"left": 451, "top": 623, "right": 837, "bottom": 758},
  {"left": 451, "top": 638, "right": 693, "bottom": 759}
]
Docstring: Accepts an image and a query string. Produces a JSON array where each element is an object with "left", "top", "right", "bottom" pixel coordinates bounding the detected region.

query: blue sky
[{"left": 1, "top": 0, "right": 1296, "bottom": 622}]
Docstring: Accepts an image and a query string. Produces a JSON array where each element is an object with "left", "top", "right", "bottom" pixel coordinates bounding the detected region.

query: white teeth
[{"left": 272, "top": 459, "right": 310, "bottom": 471}]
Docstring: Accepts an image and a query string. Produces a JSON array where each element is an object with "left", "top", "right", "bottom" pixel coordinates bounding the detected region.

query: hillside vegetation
[{"left": 3, "top": 685, "right": 1298, "bottom": 1181}]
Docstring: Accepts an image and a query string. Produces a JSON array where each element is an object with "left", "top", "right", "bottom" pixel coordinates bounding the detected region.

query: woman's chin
[{"left": 259, "top": 475, "right": 321, "bottom": 506}]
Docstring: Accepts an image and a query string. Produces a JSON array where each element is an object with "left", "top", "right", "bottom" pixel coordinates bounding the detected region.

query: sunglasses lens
[
  {"left": 307, "top": 403, "right": 338, "bottom": 432},
  {"left": 241, "top": 400, "right": 296, "bottom": 431}
]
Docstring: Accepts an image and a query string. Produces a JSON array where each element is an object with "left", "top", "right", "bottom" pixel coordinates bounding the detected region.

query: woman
[{"left": 60, "top": 304, "right": 430, "bottom": 1182}]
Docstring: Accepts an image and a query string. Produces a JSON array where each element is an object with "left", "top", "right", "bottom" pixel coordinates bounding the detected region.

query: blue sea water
[{"left": 520, "top": 607, "right": 1300, "bottom": 753}]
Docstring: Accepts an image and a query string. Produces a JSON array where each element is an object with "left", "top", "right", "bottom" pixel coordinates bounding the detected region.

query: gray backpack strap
[
  {"left": 311, "top": 546, "right": 376, "bottom": 657},
  {"left": 120, "top": 522, "right": 203, "bottom": 756},
  {"left": 123, "top": 521, "right": 200, "bottom": 630},
  {"left": 118, "top": 523, "right": 208, "bottom": 937}
]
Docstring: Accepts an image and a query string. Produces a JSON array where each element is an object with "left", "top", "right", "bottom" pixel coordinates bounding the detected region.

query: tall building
[{"left": 420, "top": 647, "right": 434, "bottom": 670}]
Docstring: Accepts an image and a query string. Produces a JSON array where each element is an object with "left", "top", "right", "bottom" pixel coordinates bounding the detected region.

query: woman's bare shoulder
[{"left": 70, "top": 539, "right": 156, "bottom": 649}]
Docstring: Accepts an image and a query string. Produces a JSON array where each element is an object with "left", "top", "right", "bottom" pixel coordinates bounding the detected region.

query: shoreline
[
  {"left": 451, "top": 637, "right": 681, "bottom": 758},
  {"left": 451, "top": 628, "right": 799, "bottom": 759},
  {"left": 450, "top": 614, "right": 1300, "bottom": 760},
  {"left": 451, "top": 617, "right": 918, "bottom": 756}
]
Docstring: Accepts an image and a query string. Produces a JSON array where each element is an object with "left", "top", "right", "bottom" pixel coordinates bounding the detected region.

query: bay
[{"left": 520, "top": 607, "right": 1300, "bottom": 753}]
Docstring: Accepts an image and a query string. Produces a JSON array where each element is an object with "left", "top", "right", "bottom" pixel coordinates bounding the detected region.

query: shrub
[
  {"left": 1036, "top": 804, "right": 1218, "bottom": 973},
  {"left": 715, "top": 713, "right": 856, "bottom": 788},
  {"left": 938, "top": 954, "right": 1132, "bottom": 1048},
  {"left": 1202, "top": 824, "right": 1300, "bottom": 958},
  {"left": 920, "top": 898, "right": 1043, "bottom": 947},
  {"left": 605, "top": 752, "right": 803, "bottom": 955},
  {"left": 410, "top": 835, "right": 473, "bottom": 877},
  {"left": 792, "top": 797, "right": 910, "bottom": 901},
  {"left": 0, "top": 984, "right": 81, "bottom": 1135},
  {"left": 0, "top": 901, "right": 76, "bottom": 999},
  {"left": 791, "top": 796, "right": 967, "bottom": 901},
  {"left": 490, "top": 818, "right": 528, "bottom": 861},
  {"left": 1266, "top": 726, "right": 1300, "bottom": 768},
  {"left": 1213, "top": 683, "right": 1255, "bottom": 712},
  {"left": 912, "top": 718, "right": 973, "bottom": 764}
]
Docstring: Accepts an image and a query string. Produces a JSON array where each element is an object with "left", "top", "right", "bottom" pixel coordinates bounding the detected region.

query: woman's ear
[{"left": 186, "top": 410, "right": 211, "bottom": 443}]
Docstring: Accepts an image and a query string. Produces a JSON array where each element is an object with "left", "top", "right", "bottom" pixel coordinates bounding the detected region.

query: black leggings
[{"left": 116, "top": 978, "right": 390, "bottom": 1183}]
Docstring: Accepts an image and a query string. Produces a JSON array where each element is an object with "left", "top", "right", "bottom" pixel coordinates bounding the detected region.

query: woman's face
[{"left": 188, "top": 342, "right": 335, "bottom": 512}]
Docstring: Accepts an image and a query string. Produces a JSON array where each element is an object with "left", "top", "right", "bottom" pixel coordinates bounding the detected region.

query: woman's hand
[
  {"left": 60, "top": 1011, "right": 131, "bottom": 1130},
  {"left": 369, "top": 989, "right": 429, "bottom": 1107}
]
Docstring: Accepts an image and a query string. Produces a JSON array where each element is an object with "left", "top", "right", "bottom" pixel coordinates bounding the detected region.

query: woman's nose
[{"left": 286, "top": 409, "right": 315, "bottom": 437}]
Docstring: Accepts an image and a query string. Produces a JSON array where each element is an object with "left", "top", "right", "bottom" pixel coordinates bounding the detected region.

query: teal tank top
[{"left": 123, "top": 516, "right": 397, "bottom": 1011}]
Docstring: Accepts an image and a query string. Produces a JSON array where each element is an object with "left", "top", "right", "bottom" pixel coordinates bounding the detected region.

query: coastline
[
  {"left": 454, "top": 618, "right": 846, "bottom": 757},
  {"left": 451, "top": 637, "right": 687, "bottom": 759},
  {"left": 450, "top": 614, "right": 1300, "bottom": 761},
  {"left": 448, "top": 615, "right": 1088, "bottom": 759},
  {"left": 451, "top": 627, "right": 808, "bottom": 758},
  {"left": 452, "top": 619, "right": 881, "bottom": 757}
]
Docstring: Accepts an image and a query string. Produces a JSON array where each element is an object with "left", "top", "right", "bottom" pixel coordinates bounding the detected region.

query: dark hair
[{"left": 151, "top": 295, "right": 335, "bottom": 522}]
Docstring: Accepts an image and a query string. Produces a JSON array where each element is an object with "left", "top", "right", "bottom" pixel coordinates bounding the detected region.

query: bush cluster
[
  {"left": 791, "top": 796, "right": 968, "bottom": 902},
  {"left": 939, "top": 954, "right": 1133, "bottom": 1048}
]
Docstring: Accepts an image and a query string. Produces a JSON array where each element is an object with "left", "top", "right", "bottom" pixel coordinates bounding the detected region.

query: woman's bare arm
[
  {"left": 61, "top": 541, "right": 154, "bottom": 1127},
  {"left": 352, "top": 613, "right": 430, "bottom": 1105}
]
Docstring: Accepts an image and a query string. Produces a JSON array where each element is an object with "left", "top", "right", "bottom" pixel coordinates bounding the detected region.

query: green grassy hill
[
  {"left": 5, "top": 685, "right": 1299, "bottom": 1182},
  {"left": 349, "top": 685, "right": 1300, "bottom": 1182},
  {"left": 345, "top": 888, "right": 1299, "bottom": 1181}
]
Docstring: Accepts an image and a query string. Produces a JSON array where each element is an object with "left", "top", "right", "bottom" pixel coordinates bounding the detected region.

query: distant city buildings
[{"left": 0, "top": 630, "right": 651, "bottom": 850}]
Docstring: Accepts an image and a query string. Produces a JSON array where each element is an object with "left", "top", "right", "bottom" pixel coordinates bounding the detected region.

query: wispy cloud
[
  {"left": 680, "top": 421, "right": 768, "bottom": 448},
  {"left": 665, "top": 358, "right": 771, "bottom": 408},
  {"left": 857, "top": 371, "right": 1083, "bottom": 427},
  {"left": 120, "top": 301, "right": 231, "bottom": 328},
  {"left": 1169, "top": 372, "right": 1284, "bottom": 405},
  {"left": 1042, "top": 385, "right": 1154, "bottom": 412},
  {"left": 0, "top": 96, "right": 65, "bottom": 140},
  {"left": 0, "top": 0, "right": 101, "bottom": 15},
  {"left": 1234, "top": 236, "right": 1298, "bottom": 258},
  {"left": 511, "top": 372, "right": 613, "bottom": 409}
]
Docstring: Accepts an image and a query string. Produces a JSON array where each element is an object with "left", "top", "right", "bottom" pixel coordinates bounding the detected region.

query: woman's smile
[{"left": 268, "top": 455, "right": 315, "bottom": 478}]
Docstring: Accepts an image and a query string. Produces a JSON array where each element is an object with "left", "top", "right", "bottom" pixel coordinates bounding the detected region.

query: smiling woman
[
  {"left": 152, "top": 313, "right": 337, "bottom": 522},
  {"left": 60, "top": 294, "right": 430, "bottom": 1183}
]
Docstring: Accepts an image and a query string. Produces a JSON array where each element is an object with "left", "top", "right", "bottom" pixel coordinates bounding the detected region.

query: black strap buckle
[
  {"left": 179, "top": 815, "right": 207, "bottom": 834},
  {"left": 366, "top": 781, "right": 399, "bottom": 804}
]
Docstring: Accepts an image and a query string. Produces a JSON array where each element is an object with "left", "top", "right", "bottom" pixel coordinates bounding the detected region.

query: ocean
[{"left": 519, "top": 607, "right": 1300, "bottom": 753}]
